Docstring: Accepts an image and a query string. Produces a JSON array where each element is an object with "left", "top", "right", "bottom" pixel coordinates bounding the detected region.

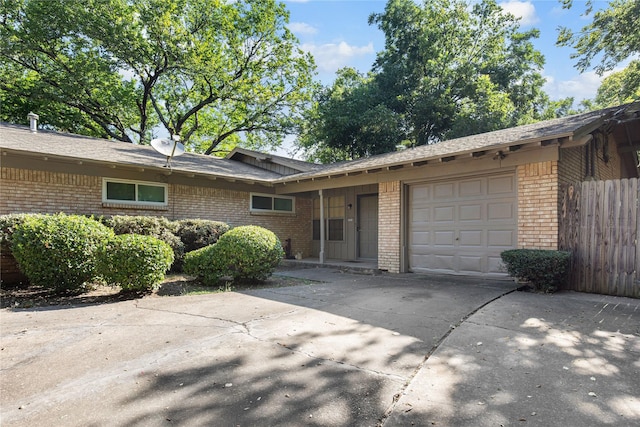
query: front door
[{"left": 358, "top": 194, "right": 378, "bottom": 259}]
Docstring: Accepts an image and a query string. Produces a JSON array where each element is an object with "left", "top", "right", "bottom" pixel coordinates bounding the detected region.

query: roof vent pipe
[{"left": 27, "top": 112, "right": 39, "bottom": 133}]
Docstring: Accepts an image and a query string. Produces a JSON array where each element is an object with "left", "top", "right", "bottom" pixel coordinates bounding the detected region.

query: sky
[{"left": 283, "top": 0, "right": 617, "bottom": 103}]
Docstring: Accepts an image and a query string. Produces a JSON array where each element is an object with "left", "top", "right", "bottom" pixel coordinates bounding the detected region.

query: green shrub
[
  {"left": 97, "top": 234, "right": 174, "bottom": 292},
  {"left": 102, "top": 215, "right": 184, "bottom": 271},
  {"left": 0, "top": 214, "right": 35, "bottom": 285},
  {"left": 500, "top": 249, "right": 571, "bottom": 293},
  {"left": 11, "top": 213, "right": 114, "bottom": 292},
  {"left": 183, "top": 244, "right": 222, "bottom": 286},
  {"left": 174, "top": 219, "right": 230, "bottom": 253},
  {"left": 184, "top": 225, "right": 284, "bottom": 285},
  {"left": 0, "top": 213, "right": 32, "bottom": 253}
]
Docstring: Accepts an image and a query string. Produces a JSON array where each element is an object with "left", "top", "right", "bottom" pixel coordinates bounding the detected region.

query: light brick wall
[
  {"left": 0, "top": 167, "right": 312, "bottom": 257},
  {"left": 378, "top": 181, "right": 401, "bottom": 272},
  {"left": 517, "top": 161, "right": 558, "bottom": 249}
]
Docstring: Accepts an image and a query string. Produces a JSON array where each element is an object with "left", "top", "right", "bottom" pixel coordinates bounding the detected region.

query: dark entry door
[{"left": 358, "top": 195, "right": 378, "bottom": 259}]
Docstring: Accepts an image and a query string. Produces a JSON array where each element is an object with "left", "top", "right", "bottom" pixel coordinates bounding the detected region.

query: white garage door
[{"left": 409, "top": 173, "right": 517, "bottom": 275}]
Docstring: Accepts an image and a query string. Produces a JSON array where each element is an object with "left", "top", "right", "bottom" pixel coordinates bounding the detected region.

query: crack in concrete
[{"left": 376, "top": 287, "right": 519, "bottom": 427}]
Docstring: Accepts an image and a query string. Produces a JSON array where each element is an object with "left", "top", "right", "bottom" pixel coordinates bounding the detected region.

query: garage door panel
[
  {"left": 434, "top": 183, "right": 455, "bottom": 199},
  {"left": 488, "top": 202, "right": 514, "bottom": 220},
  {"left": 434, "top": 230, "right": 455, "bottom": 246},
  {"left": 412, "top": 231, "right": 430, "bottom": 246},
  {"left": 488, "top": 230, "right": 516, "bottom": 247},
  {"left": 459, "top": 230, "right": 483, "bottom": 246},
  {"left": 433, "top": 255, "right": 455, "bottom": 270},
  {"left": 459, "top": 179, "right": 483, "bottom": 197},
  {"left": 434, "top": 206, "right": 455, "bottom": 221},
  {"left": 488, "top": 175, "right": 515, "bottom": 194},
  {"left": 409, "top": 172, "right": 516, "bottom": 275},
  {"left": 459, "top": 204, "right": 483, "bottom": 221},
  {"left": 459, "top": 256, "right": 483, "bottom": 272}
]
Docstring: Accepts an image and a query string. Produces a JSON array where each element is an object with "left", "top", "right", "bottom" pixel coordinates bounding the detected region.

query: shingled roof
[
  {"left": 0, "top": 123, "right": 285, "bottom": 182},
  {"left": 2, "top": 104, "right": 634, "bottom": 185},
  {"left": 279, "top": 105, "right": 627, "bottom": 182}
]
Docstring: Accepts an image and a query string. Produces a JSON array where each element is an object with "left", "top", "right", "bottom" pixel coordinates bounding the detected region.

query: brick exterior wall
[
  {"left": 517, "top": 161, "right": 559, "bottom": 249},
  {"left": 378, "top": 181, "right": 401, "bottom": 273},
  {"left": 0, "top": 167, "right": 312, "bottom": 258}
]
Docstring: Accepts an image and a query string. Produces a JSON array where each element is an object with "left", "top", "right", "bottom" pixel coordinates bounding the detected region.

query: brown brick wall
[
  {"left": 517, "top": 161, "right": 559, "bottom": 249},
  {"left": 378, "top": 181, "right": 401, "bottom": 273},
  {"left": 558, "top": 139, "right": 626, "bottom": 187},
  {"left": 0, "top": 167, "right": 312, "bottom": 258}
]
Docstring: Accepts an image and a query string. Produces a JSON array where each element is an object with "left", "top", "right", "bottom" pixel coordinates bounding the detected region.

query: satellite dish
[{"left": 151, "top": 136, "right": 185, "bottom": 168}]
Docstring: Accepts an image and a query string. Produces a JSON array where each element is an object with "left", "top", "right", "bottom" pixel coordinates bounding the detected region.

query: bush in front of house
[
  {"left": 97, "top": 234, "right": 174, "bottom": 292},
  {"left": 500, "top": 249, "right": 571, "bottom": 293},
  {"left": 183, "top": 244, "right": 222, "bottom": 286},
  {"left": 102, "top": 215, "right": 184, "bottom": 271},
  {"left": 0, "top": 214, "right": 35, "bottom": 285},
  {"left": 0, "top": 213, "right": 32, "bottom": 253},
  {"left": 184, "top": 225, "right": 284, "bottom": 284},
  {"left": 173, "top": 219, "right": 230, "bottom": 253},
  {"left": 11, "top": 213, "right": 114, "bottom": 292}
]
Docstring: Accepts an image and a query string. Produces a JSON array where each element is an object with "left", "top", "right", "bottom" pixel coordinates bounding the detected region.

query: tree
[
  {"left": 0, "top": 0, "right": 316, "bottom": 154},
  {"left": 557, "top": 0, "right": 639, "bottom": 110},
  {"left": 557, "top": 0, "right": 640, "bottom": 75},
  {"left": 370, "top": 0, "right": 549, "bottom": 145},
  {"left": 297, "top": 68, "right": 404, "bottom": 162},
  {"left": 297, "top": 0, "right": 554, "bottom": 161}
]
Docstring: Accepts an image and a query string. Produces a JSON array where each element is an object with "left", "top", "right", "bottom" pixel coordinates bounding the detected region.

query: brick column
[
  {"left": 517, "top": 161, "right": 559, "bottom": 249},
  {"left": 378, "top": 181, "right": 401, "bottom": 272}
]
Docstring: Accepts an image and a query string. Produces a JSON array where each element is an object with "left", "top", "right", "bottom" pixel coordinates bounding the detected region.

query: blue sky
[{"left": 283, "top": 0, "right": 617, "bottom": 103}]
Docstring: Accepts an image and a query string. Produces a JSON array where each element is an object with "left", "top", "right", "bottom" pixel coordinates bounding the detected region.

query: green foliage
[
  {"left": 11, "top": 213, "right": 114, "bottom": 292},
  {"left": 0, "top": 213, "right": 32, "bottom": 253},
  {"left": 593, "top": 61, "right": 640, "bottom": 108},
  {"left": 0, "top": 0, "right": 316, "bottom": 152},
  {"left": 298, "top": 68, "right": 404, "bottom": 162},
  {"left": 97, "top": 234, "right": 174, "bottom": 292},
  {"left": 184, "top": 225, "right": 284, "bottom": 285},
  {"left": 298, "top": 0, "right": 559, "bottom": 161},
  {"left": 557, "top": 0, "right": 640, "bottom": 76},
  {"left": 500, "top": 249, "right": 571, "bottom": 293},
  {"left": 173, "top": 219, "right": 230, "bottom": 253},
  {"left": 183, "top": 244, "right": 222, "bottom": 286},
  {"left": 102, "top": 215, "right": 184, "bottom": 271},
  {"left": 216, "top": 226, "right": 284, "bottom": 281}
]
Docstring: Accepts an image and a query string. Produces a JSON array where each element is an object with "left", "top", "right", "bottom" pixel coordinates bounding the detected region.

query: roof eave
[{"left": 1, "top": 147, "right": 276, "bottom": 186}]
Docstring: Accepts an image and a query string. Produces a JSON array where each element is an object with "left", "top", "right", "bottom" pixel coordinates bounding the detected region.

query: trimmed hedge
[
  {"left": 500, "top": 249, "right": 571, "bottom": 293},
  {"left": 184, "top": 225, "right": 284, "bottom": 285},
  {"left": 11, "top": 213, "right": 114, "bottom": 292},
  {"left": 0, "top": 214, "right": 33, "bottom": 285},
  {"left": 0, "top": 213, "right": 31, "bottom": 253},
  {"left": 183, "top": 244, "right": 220, "bottom": 286},
  {"left": 102, "top": 215, "right": 184, "bottom": 271},
  {"left": 174, "top": 219, "right": 230, "bottom": 253},
  {"left": 97, "top": 234, "right": 174, "bottom": 292}
]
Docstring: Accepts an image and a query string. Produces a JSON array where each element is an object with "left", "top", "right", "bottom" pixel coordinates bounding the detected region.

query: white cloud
[
  {"left": 543, "top": 70, "right": 610, "bottom": 102},
  {"left": 288, "top": 22, "right": 317, "bottom": 35},
  {"left": 301, "top": 41, "right": 375, "bottom": 72},
  {"left": 499, "top": 1, "right": 539, "bottom": 26}
]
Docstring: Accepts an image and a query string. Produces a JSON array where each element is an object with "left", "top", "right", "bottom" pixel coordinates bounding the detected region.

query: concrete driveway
[{"left": 1, "top": 269, "right": 639, "bottom": 426}]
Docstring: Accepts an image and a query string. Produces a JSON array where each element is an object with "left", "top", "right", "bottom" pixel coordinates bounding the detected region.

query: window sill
[
  {"left": 102, "top": 202, "right": 168, "bottom": 211},
  {"left": 250, "top": 211, "right": 296, "bottom": 216}
]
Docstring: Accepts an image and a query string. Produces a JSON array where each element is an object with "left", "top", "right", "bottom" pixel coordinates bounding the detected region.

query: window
[
  {"left": 312, "top": 196, "right": 344, "bottom": 241},
  {"left": 103, "top": 179, "right": 167, "bottom": 206},
  {"left": 250, "top": 193, "right": 295, "bottom": 213}
]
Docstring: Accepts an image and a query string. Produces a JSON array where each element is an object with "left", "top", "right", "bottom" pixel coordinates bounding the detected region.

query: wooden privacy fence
[{"left": 559, "top": 178, "right": 639, "bottom": 298}]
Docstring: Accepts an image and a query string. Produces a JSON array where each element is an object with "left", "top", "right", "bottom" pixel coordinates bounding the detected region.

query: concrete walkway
[{"left": 1, "top": 268, "right": 638, "bottom": 426}]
